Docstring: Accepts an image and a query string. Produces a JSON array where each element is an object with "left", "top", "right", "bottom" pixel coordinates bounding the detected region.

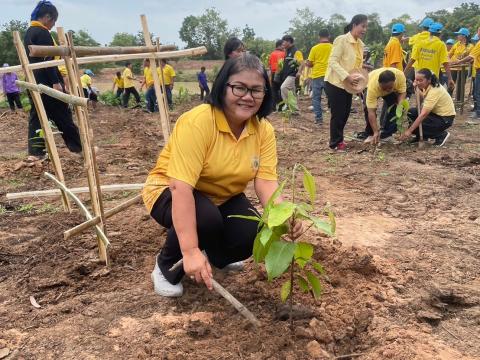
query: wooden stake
[
  {"left": 16, "top": 81, "right": 88, "bottom": 107},
  {"left": 28, "top": 44, "right": 177, "bottom": 57},
  {"left": 156, "top": 37, "right": 170, "bottom": 119},
  {"left": 12, "top": 31, "right": 71, "bottom": 213},
  {"left": 415, "top": 88, "right": 424, "bottom": 149},
  {"left": 140, "top": 15, "right": 170, "bottom": 140}
]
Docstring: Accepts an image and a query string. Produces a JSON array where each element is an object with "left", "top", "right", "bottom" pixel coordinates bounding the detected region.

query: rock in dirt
[
  {"left": 309, "top": 318, "right": 334, "bottom": 344},
  {"left": 430, "top": 284, "right": 480, "bottom": 307},
  {"left": 0, "top": 348, "right": 10, "bottom": 359},
  {"left": 417, "top": 310, "right": 443, "bottom": 325},
  {"left": 295, "top": 326, "right": 314, "bottom": 339},
  {"left": 306, "top": 340, "right": 332, "bottom": 359}
]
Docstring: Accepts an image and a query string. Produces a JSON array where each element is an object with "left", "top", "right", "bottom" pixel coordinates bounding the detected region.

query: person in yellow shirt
[
  {"left": 448, "top": 27, "right": 473, "bottom": 94},
  {"left": 399, "top": 68, "right": 455, "bottom": 146},
  {"left": 80, "top": 69, "right": 98, "bottom": 109},
  {"left": 160, "top": 59, "right": 176, "bottom": 109},
  {"left": 306, "top": 29, "right": 332, "bottom": 124},
  {"left": 112, "top": 71, "right": 124, "bottom": 98},
  {"left": 143, "top": 54, "right": 302, "bottom": 297},
  {"left": 325, "top": 14, "right": 368, "bottom": 151},
  {"left": 404, "top": 22, "right": 454, "bottom": 90},
  {"left": 122, "top": 62, "right": 141, "bottom": 108},
  {"left": 408, "top": 18, "right": 434, "bottom": 48},
  {"left": 279, "top": 35, "right": 304, "bottom": 105},
  {"left": 452, "top": 27, "right": 480, "bottom": 122},
  {"left": 140, "top": 58, "right": 157, "bottom": 112},
  {"left": 384, "top": 23, "right": 406, "bottom": 70},
  {"left": 361, "top": 68, "right": 407, "bottom": 144}
]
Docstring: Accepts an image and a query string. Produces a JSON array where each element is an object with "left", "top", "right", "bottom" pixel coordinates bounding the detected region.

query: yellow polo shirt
[
  {"left": 383, "top": 37, "right": 404, "bottom": 70},
  {"left": 325, "top": 32, "right": 364, "bottom": 89},
  {"left": 160, "top": 64, "right": 176, "bottom": 85},
  {"left": 122, "top": 67, "right": 134, "bottom": 88},
  {"left": 422, "top": 85, "right": 456, "bottom": 117},
  {"left": 409, "top": 31, "right": 430, "bottom": 47},
  {"left": 308, "top": 42, "right": 333, "bottom": 78},
  {"left": 365, "top": 68, "right": 406, "bottom": 109},
  {"left": 113, "top": 77, "right": 124, "bottom": 89},
  {"left": 80, "top": 74, "right": 92, "bottom": 89},
  {"left": 143, "top": 66, "right": 154, "bottom": 87},
  {"left": 142, "top": 104, "right": 278, "bottom": 213},
  {"left": 449, "top": 42, "right": 473, "bottom": 62},
  {"left": 411, "top": 36, "right": 448, "bottom": 77},
  {"left": 469, "top": 42, "right": 480, "bottom": 69}
]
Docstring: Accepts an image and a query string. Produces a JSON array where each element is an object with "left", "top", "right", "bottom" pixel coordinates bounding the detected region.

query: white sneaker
[
  {"left": 151, "top": 255, "right": 183, "bottom": 297},
  {"left": 220, "top": 260, "right": 245, "bottom": 272},
  {"left": 307, "top": 105, "right": 314, "bottom": 111}
]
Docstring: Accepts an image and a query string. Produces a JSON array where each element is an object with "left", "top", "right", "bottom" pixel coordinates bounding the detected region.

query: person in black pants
[{"left": 25, "top": 1, "right": 82, "bottom": 158}]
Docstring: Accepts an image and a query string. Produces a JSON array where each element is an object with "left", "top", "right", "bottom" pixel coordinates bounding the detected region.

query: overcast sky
[{"left": 1, "top": 0, "right": 467, "bottom": 46}]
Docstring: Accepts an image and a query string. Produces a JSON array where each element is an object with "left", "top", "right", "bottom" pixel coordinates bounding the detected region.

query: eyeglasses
[{"left": 226, "top": 83, "right": 266, "bottom": 99}]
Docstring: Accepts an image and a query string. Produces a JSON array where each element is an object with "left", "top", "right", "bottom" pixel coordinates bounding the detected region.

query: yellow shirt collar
[{"left": 213, "top": 106, "right": 256, "bottom": 137}]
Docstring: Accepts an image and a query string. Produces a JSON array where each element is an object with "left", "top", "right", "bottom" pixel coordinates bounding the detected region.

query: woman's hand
[
  {"left": 182, "top": 247, "right": 213, "bottom": 290},
  {"left": 52, "top": 83, "right": 63, "bottom": 92},
  {"left": 290, "top": 220, "right": 303, "bottom": 240},
  {"left": 346, "top": 74, "right": 360, "bottom": 86},
  {"left": 398, "top": 129, "right": 412, "bottom": 142}
]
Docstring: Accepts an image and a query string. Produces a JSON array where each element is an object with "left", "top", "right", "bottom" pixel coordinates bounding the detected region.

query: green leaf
[
  {"left": 265, "top": 240, "right": 296, "bottom": 280},
  {"left": 302, "top": 167, "right": 316, "bottom": 205},
  {"left": 294, "top": 242, "right": 313, "bottom": 268},
  {"left": 327, "top": 209, "right": 336, "bottom": 235},
  {"left": 395, "top": 103, "right": 403, "bottom": 118},
  {"left": 252, "top": 232, "right": 268, "bottom": 263},
  {"left": 267, "top": 201, "right": 296, "bottom": 228},
  {"left": 228, "top": 214, "right": 261, "bottom": 222},
  {"left": 308, "top": 215, "right": 334, "bottom": 236},
  {"left": 272, "top": 223, "right": 289, "bottom": 237},
  {"left": 297, "top": 275, "right": 310, "bottom": 293},
  {"left": 263, "top": 180, "right": 287, "bottom": 222},
  {"left": 306, "top": 271, "right": 323, "bottom": 299},
  {"left": 259, "top": 227, "right": 273, "bottom": 246},
  {"left": 312, "top": 261, "right": 326, "bottom": 275},
  {"left": 281, "top": 280, "right": 291, "bottom": 302}
]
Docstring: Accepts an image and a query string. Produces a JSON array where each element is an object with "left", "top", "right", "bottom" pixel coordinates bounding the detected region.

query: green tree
[
  {"left": 245, "top": 38, "right": 275, "bottom": 58},
  {"left": 71, "top": 29, "right": 100, "bottom": 46},
  {"left": 0, "top": 20, "right": 28, "bottom": 66},
  {"left": 242, "top": 24, "right": 256, "bottom": 43},
  {"left": 109, "top": 32, "right": 141, "bottom": 46},
  {"left": 326, "top": 14, "right": 347, "bottom": 39},
  {"left": 426, "top": 2, "right": 480, "bottom": 40},
  {"left": 365, "top": 13, "right": 388, "bottom": 45},
  {"left": 286, "top": 8, "right": 327, "bottom": 55}
]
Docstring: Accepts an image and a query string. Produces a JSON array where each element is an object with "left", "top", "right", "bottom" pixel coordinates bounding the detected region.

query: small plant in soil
[
  {"left": 389, "top": 99, "right": 410, "bottom": 134},
  {"left": 231, "top": 164, "right": 335, "bottom": 330},
  {"left": 278, "top": 90, "right": 298, "bottom": 133}
]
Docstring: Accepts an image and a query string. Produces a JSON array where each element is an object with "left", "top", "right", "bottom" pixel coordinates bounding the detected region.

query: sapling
[
  {"left": 231, "top": 164, "right": 335, "bottom": 330},
  {"left": 388, "top": 99, "right": 410, "bottom": 134},
  {"left": 277, "top": 90, "right": 298, "bottom": 133}
]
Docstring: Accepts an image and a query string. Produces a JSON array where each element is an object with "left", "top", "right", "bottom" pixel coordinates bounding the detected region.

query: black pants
[
  {"left": 362, "top": 92, "right": 398, "bottom": 137},
  {"left": 122, "top": 86, "right": 140, "bottom": 107},
  {"left": 83, "top": 88, "right": 98, "bottom": 102},
  {"left": 407, "top": 108, "right": 454, "bottom": 140},
  {"left": 151, "top": 189, "right": 259, "bottom": 284},
  {"left": 271, "top": 72, "right": 282, "bottom": 107},
  {"left": 325, "top": 82, "right": 352, "bottom": 148},
  {"left": 199, "top": 85, "right": 210, "bottom": 101},
  {"left": 28, "top": 92, "right": 82, "bottom": 156},
  {"left": 7, "top": 92, "right": 22, "bottom": 110},
  {"left": 115, "top": 88, "right": 124, "bottom": 98}
]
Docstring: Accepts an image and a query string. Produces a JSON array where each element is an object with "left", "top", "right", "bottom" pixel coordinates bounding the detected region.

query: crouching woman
[
  {"left": 399, "top": 68, "right": 455, "bottom": 146},
  {"left": 142, "top": 54, "right": 301, "bottom": 297}
]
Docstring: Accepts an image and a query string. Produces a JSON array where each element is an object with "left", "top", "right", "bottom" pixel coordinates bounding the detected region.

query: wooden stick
[
  {"left": 6, "top": 183, "right": 143, "bottom": 200},
  {"left": 156, "top": 37, "right": 170, "bottom": 120},
  {"left": 141, "top": 15, "right": 170, "bottom": 140},
  {"left": 64, "top": 194, "right": 142, "bottom": 239},
  {"left": 12, "top": 31, "right": 71, "bottom": 213},
  {"left": 15, "top": 80, "right": 88, "bottom": 107},
  {"left": 0, "top": 47, "right": 207, "bottom": 75},
  {"left": 44, "top": 172, "right": 110, "bottom": 247},
  {"left": 169, "top": 259, "right": 260, "bottom": 327},
  {"left": 28, "top": 44, "right": 177, "bottom": 57},
  {"left": 415, "top": 87, "right": 424, "bottom": 148}
]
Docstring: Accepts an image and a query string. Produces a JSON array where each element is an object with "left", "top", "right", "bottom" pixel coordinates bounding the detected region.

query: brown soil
[{"left": 0, "top": 91, "right": 479, "bottom": 359}]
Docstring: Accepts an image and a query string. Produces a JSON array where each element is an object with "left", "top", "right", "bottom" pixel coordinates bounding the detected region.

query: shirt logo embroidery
[{"left": 251, "top": 156, "right": 260, "bottom": 172}]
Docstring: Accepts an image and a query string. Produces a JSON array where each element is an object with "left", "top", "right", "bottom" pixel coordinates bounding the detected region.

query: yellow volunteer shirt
[
  {"left": 143, "top": 66, "right": 154, "bottom": 87},
  {"left": 469, "top": 42, "right": 480, "bottom": 69},
  {"left": 365, "top": 68, "right": 407, "bottom": 109},
  {"left": 160, "top": 64, "right": 176, "bottom": 85},
  {"left": 114, "top": 77, "right": 124, "bottom": 89},
  {"left": 142, "top": 104, "right": 278, "bottom": 213},
  {"left": 294, "top": 50, "right": 304, "bottom": 63},
  {"left": 308, "top": 42, "right": 333, "bottom": 78},
  {"left": 409, "top": 31, "right": 430, "bottom": 47},
  {"left": 80, "top": 74, "right": 91, "bottom": 89},
  {"left": 422, "top": 85, "right": 456, "bottom": 117},
  {"left": 325, "top": 32, "right": 364, "bottom": 89},
  {"left": 123, "top": 67, "right": 134, "bottom": 88},
  {"left": 411, "top": 36, "right": 448, "bottom": 77},
  {"left": 383, "top": 37, "right": 404, "bottom": 70},
  {"left": 449, "top": 42, "right": 473, "bottom": 62}
]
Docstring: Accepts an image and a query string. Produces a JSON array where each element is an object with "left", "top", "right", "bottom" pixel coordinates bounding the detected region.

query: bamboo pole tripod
[{"left": 8, "top": 15, "right": 207, "bottom": 265}]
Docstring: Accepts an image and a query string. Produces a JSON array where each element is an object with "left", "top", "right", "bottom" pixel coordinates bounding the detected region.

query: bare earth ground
[{"left": 0, "top": 90, "right": 479, "bottom": 359}]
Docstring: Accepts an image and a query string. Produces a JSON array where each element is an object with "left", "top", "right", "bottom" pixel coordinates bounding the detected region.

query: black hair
[
  {"left": 282, "top": 35, "right": 294, "bottom": 44},
  {"left": 116, "top": 71, "right": 121, "bottom": 76},
  {"left": 201, "top": 66, "right": 206, "bottom": 71},
  {"left": 378, "top": 70, "right": 396, "bottom": 84},
  {"left": 275, "top": 39, "right": 283, "bottom": 48},
  {"left": 344, "top": 14, "right": 368, "bottom": 34},
  {"left": 223, "top": 37, "right": 244, "bottom": 60},
  {"left": 319, "top": 29, "right": 330, "bottom": 38},
  {"left": 207, "top": 53, "right": 273, "bottom": 119},
  {"left": 417, "top": 68, "right": 440, "bottom": 87},
  {"left": 160, "top": 59, "right": 167, "bottom": 64},
  {"left": 125, "top": 61, "right": 131, "bottom": 67},
  {"left": 31, "top": 1, "right": 58, "bottom": 21}
]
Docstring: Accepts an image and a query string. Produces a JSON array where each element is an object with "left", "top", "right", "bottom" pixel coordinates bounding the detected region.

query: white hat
[
  {"left": 343, "top": 68, "right": 368, "bottom": 95},
  {"left": 2, "top": 63, "right": 9, "bottom": 67}
]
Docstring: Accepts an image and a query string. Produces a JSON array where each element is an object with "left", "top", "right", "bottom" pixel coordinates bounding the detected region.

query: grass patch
[{"left": 18, "top": 204, "right": 34, "bottom": 213}]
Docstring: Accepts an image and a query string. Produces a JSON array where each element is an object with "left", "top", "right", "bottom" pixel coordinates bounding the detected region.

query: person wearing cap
[
  {"left": 80, "top": 69, "right": 98, "bottom": 109},
  {"left": 24, "top": 0, "right": 82, "bottom": 160},
  {"left": 122, "top": 62, "right": 141, "bottom": 108},
  {"left": 1, "top": 64, "right": 23, "bottom": 112},
  {"left": 399, "top": 68, "right": 455, "bottom": 146},
  {"left": 404, "top": 22, "right": 455, "bottom": 90},
  {"left": 362, "top": 68, "right": 407, "bottom": 144},
  {"left": 384, "top": 23, "right": 406, "bottom": 70},
  {"left": 408, "top": 18, "right": 434, "bottom": 48},
  {"left": 306, "top": 29, "right": 332, "bottom": 124},
  {"left": 448, "top": 28, "right": 473, "bottom": 94},
  {"left": 446, "top": 39, "right": 455, "bottom": 52},
  {"left": 439, "top": 39, "right": 455, "bottom": 86},
  {"left": 452, "top": 27, "right": 480, "bottom": 123},
  {"left": 278, "top": 35, "right": 304, "bottom": 106},
  {"left": 325, "top": 14, "right": 368, "bottom": 151}
]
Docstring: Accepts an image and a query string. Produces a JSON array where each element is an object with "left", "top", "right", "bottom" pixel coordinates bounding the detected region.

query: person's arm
[
  {"left": 170, "top": 76, "right": 175, "bottom": 89},
  {"left": 451, "top": 54, "right": 474, "bottom": 66},
  {"left": 367, "top": 108, "right": 380, "bottom": 143},
  {"left": 399, "top": 106, "right": 432, "bottom": 141},
  {"left": 112, "top": 80, "right": 116, "bottom": 92},
  {"left": 443, "top": 62, "right": 455, "bottom": 90},
  {"left": 404, "top": 58, "right": 415, "bottom": 75},
  {"left": 169, "top": 178, "right": 213, "bottom": 290},
  {"left": 305, "top": 60, "right": 313, "bottom": 68}
]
